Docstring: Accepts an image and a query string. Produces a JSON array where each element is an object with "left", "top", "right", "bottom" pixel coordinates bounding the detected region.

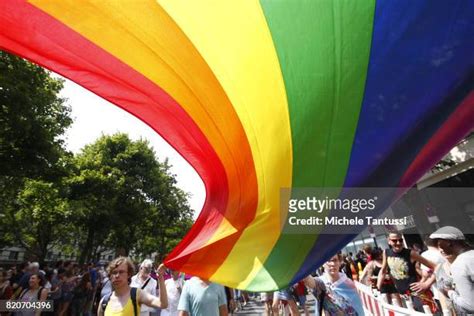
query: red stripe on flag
[{"left": 399, "top": 91, "right": 474, "bottom": 188}]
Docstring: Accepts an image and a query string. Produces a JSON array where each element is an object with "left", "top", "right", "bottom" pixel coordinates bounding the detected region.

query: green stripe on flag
[{"left": 248, "top": 0, "right": 375, "bottom": 290}]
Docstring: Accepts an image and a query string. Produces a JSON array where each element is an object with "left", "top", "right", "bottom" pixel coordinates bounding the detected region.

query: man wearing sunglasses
[{"left": 377, "top": 232, "right": 436, "bottom": 312}]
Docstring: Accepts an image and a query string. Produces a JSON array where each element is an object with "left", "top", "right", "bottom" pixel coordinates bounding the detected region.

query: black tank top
[
  {"left": 385, "top": 248, "right": 417, "bottom": 293},
  {"left": 373, "top": 265, "right": 381, "bottom": 276}
]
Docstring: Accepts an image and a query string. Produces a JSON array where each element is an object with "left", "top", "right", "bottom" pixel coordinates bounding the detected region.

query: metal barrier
[{"left": 355, "top": 281, "right": 432, "bottom": 316}]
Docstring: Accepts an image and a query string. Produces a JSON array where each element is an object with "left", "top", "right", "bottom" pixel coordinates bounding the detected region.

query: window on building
[
  {"left": 376, "top": 235, "right": 389, "bottom": 250},
  {"left": 9, "top": 251, "right": 18, "bottom": 260}
]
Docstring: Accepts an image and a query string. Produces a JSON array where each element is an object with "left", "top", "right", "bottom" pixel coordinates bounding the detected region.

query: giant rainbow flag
[{"left": 1, "top": 0, "right": 473, "bottom": 291}]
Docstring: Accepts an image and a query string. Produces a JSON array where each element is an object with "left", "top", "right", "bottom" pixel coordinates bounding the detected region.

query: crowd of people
[
  {"left": 243, "top": 226, "right": 472, "bottom": 316},
  {"left": 340, "top": 227, "right": 473, "bottom": 315},
  {"left": 1, "top": 261, "right": 105, "bottom": 316},
  {"left": 0, "top": 225, "right": 472, "bottom": 316}
]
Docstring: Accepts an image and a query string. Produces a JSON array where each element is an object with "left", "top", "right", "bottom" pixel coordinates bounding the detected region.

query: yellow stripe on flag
[{"left": 158, "top": 1, "right": 292, "bottom": 288}]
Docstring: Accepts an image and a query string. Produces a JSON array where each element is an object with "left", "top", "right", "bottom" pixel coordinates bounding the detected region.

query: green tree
[
  {"left": 0, "top": 51, "right": 72, "bottom": 179},
  {"left": 67, "top": 162, "right": 122, "bottom": 264},
  {"left": 68, "top": 134, "right": 193, "bottom": 263},
  {"left": 134, "top": 172, "right": 194, "bottom": 261},
  {"left": 0, "top": 51, "right": 72, "bottom": 248},
  {"left": 13, "top": 179, "right": 71, "bottom": 263}
]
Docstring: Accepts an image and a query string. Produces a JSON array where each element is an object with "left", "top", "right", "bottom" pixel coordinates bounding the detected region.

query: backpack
[
  {"left": 101, "top": 287, "right": 138, "bottom": 316},
  {"left": 141, "top": 278, "right": 151, "bottom": 290}
]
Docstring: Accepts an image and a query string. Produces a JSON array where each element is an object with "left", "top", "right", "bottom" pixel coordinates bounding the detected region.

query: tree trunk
[
  {"left": 35, "top": 225, "right": 48, "bottom": 265},
  {"left": 79, "top": 227, "right": 94, "bottom": 265},
  {"left": 159, "top": 234, "right": 166, "bottom": 262}
]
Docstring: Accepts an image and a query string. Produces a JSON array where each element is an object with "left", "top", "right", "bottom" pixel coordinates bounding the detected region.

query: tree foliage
[
  {"left": 0, "top": 51, "right": 72, "bottom": 179},
  {"left": 68, "top": 134, "right": 193, "bottom": 263},
  {"left": 13, "top": 180, "right": 71, "bottom": 262},
  {"left": 0, "top": 51, "right": 72, "bottom": 251}
]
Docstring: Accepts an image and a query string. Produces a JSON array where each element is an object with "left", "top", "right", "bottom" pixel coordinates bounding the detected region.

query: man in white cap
[{"left": 430, "top": 226, "right": 474, "bottom": 314}]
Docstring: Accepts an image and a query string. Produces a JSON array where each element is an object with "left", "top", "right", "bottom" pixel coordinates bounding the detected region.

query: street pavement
[{"left": 234, "top": 295, "right": 316, "bottom": 315}]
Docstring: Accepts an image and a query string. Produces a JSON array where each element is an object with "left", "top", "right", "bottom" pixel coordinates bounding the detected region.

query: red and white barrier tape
[{"left": 354, "top": 281, "right": 430, "bottom": 316}]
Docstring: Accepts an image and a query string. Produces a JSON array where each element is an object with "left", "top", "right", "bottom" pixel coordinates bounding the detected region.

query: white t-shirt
[
  {"left": 130, "top": 274, "right": 158, "bottom": 314},
  {"left": 421, "top": 248, "right": 445, "bottom": 271},
  {"left": 448, "top": 250, "right": 474, "bottom": 314},
  {"left": 44, "top": 281, "right": 52, "bottom": 290},
  {"left": 161, "top": 278, "right": 184, "bottom": 316},
  {"left": 421, "top": 247, "right": 445, "bottom": 300}
]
